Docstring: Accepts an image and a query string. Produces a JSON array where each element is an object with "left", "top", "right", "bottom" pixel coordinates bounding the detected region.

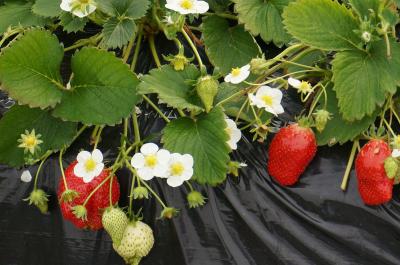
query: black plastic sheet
[{"left": 1, "top": 27, "right": 400, "bottom": 265}]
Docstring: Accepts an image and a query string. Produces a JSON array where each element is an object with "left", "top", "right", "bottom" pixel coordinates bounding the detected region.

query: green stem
[
  {"left": 384, "top": 32, "right": 392, "bottom": 59},
  {"left": 131, "top": 25, "right": 143, "bottom": 71},
  {"left": 64, "top": 34, "right": 101, "bottom": 52},
  {"left": 341, "top": 140, "right": 359, "bottom": 191},
  {"left": 384, "top": 119, "right": 396, "bottom": 137},
  {"left": 204, "top": 12, "right": 238, "bottom": 20},
  {"left": 59, "top": 148, "right": 68, "bottom": 190},
  {"left": 93, "top": 126, "right": 104, "bottom": 150},
  {"left": 132, "top": 110, "right": 141, "bottom": 145},
  {"left": 126, "top": 163, "right": 167, "bottom": 208},
  {"left": 139, "top": 178, "right": 167, "bottom": 208},
  {"left": 128, "top": 175, "right": 137, "bottom": 217},
  {"left": 142, "top": 95, "right": 171, "bottom": 123},
  {"left": 149, "top": 34, "right": 161, "bottom": 68},
  {"left": 185, "top": 181, "right": 194, "bottom": 191},
  {"left": 83, "top": 172, "right": 114, "bottom": 206},
  {"left": 181, "top": 29, "right": 203, "bottom": 70},
  {"left": 122, "top": 32, "right": 137, "bottom": 63},
  {"left": 33, "top": 152, "right": 52, "bottom": 190}
]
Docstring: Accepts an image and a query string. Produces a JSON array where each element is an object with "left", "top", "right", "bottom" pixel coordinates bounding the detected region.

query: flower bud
[
  {"left": 187, "top": 190, "right": 206, "bottom": 208},
  {"left": 250, "top": 57, "right": 269, "bottom": 75},
  {"left": 160, "top": 207, "right": 179, "bottom": 219},
  {"left": 133, "top": 186, "right": 149, "bottom": 200},
  {"left": 24, "top": 189, "right": 49, "bottom": 214}
]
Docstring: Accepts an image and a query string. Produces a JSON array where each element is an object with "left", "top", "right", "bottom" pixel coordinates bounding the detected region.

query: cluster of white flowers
[{"left": 131, "top": 143, "right": 194, "bottom": 187}]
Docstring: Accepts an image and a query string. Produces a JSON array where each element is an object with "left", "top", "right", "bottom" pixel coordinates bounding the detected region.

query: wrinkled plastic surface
[{"left": 1, "top": 30, "right": 400, "bottom": 265}]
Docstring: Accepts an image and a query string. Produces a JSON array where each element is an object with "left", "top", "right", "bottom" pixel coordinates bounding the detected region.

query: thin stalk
[
  {"left": 128, "top": 175, "right": 137, "bottom": 217},
  {"left": 181, "top": 29, "right": 203, "bottom": 69},
  {"left": 59, "top": 148, "right": 68, "bottom": 190},
  {"left": 143, "top": 95, "right": 171, "bottom": 123},
  {"left": 33, "top": 152, "right": 52, "bottom": 190},
  {"left": 341, "top": 140, "right": 359, "bottom": 191},
  {"left": 149, "top": 35, "right": 161, "bottom": 68},
  {"left": 93, "top": 126, "right": 104, "bottom": 150},
  {"left": 131, "top": 25, "right": 143, "bottom": 71},
  {"left": 132, "top": 111, "right": 141, "bottom": 152},
  {"left": 122, "top": 32, "right": 137, "bottom": 63},
  {"left": 139, "top": 178, "right": 167, "bottom": 208},
  {"left": 83, "top": 171, "right": 115, "bottom": 206},
  {"left": 204, "top": 12, "right": 237, "bottom": 20}
]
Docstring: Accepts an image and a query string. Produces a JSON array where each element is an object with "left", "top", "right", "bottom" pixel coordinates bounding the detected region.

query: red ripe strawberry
[
  {"left": 58, "top": 161, "right": 120, "bottom": 230},
  {"left": 267, "top": 123, "right": 317, "bottom": 186},
  {"left": 355, "top": 140, "right": 393, "bottom": 205}
]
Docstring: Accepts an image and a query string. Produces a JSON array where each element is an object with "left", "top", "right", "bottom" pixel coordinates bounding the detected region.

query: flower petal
[
  {"left": 288, "top": 77, "right": 301, "bottom": 88},
  {"left": 137, "top": 167, "right": 154, "bottom": 181},
  {"left": 77, "top": 151, "right": 91, "bottom": 163},
  {"left": 131, "top": 153, "right": 145, "bottom": 168},
  {"left": 181, "top": 168, "right": 194, "bottom": 180},
  {"left": 241, "top": 64, "right": 251, "bottom": 71},
  {"left": 181, "top": 154, "right": 194, "bottom": 168},
  {"left": 153, "top": 164, "right": 168, "bottom": 178},
  {"left": 91, "top": 149, "right": 103, "bottom": 163},
  {"left": 167, "top": 176, "right": 184, "bottom": 187},
  {"left": 194, "top": 1, "right": 209, "bottom": 13},
  {"left": 157, "top": 149, "right": 171, "bottom": 164},
  {"left": 21, "top": 170, "right": 32, "bottom": 183},
  {"left": 224, "top": 74, "right": 232, "bottom": 83},
  {"left": 392, "top": 149, "right": 400, "bottom": 158},
  {"left": 60, "top": 0, "right": 72, "bottom": 11},
  {"left": 93, "top": 163, "right": 104, "bottom": 177},
  {"left": 74, "top": 163, "right": 86, "bottom": 178},
  {"left": 140, "top": 143, "right": 159, "bottom": 155}
]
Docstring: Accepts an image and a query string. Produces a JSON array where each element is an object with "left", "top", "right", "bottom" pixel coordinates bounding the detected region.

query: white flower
[
  {"left": 166, "top": 153, "right": 194, "bottom": 187},
  {"left": 362, "top": 31, "right": 371, "bottom": 43},
  {"left": 60, "top": 0, "right": 97, "bottom": 18},
  {"left": 74, "top": 149, "right": 104, "bottom": 183},
  {"left": 239, "top": 162, "right": 248, "bottom": 167},
  {"left": 225, "top": 118, "right": 241, "bottom": 150},
  {"left": 131, "top": 143, "right": 171, "bottom": 181},
  {"left": 21, "top": 170, "right": 32, "bottom": 183},
  {"left": 288, "top": 77, "right": 313, "bottom": 95},
  {"left": 165, "top": 0, "right": 209, "bottom": 15},
  {"left": 392, "top": 149, "right": 400, "bottom": 158},
  {"left": 224, "top": 64, "right": 250, "bottom": 84},
  {"left": 249, "top": 86, "right": 284, "bottom": 116}
]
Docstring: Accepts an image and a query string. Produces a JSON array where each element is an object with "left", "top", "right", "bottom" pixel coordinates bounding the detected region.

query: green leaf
[
  {"left": 206, "top": 0, "right": 231, "bottom": 12},
  {"left": 102, "top": 17, "right": 136, "bottom": 48},
  {"left": 287, "top": 49, "right": 325, "bottom": 75},
  {"left": 283, "top": 0, "right": 360, "bottom": 51},
  {"left": 316, "top": 86, "right": 377, "bottom": 146},
  {"left": 162, "top": 107, "right": 230, "bottom": 186},
  {"left": 52, "top": 48, "right": 140, "bottom": 125},
  {"left": 0, "top": 1, "right": 48, "bottom": 35},
  {"left": 348, "top": 0, "right": 381, "bottom": 20},
  {"left": 59, "top": 12, "right": 88, "bottom": 33},
  {"left": 97, "top": 0, "right": 150, "bottom": 19},
  {"left": 138, "top": 64, "right": 204, "bottom": 112},
  {"left": 0, "top": 29, "right": 64, "bottom": 109},
  {"left": 332, "top": 39, "right": 400, "bottom": 121},
  {"left": 202, "top": 15, "right": 260, "bottom": 74},
  {"left": 0, "top": 105, "right": 76, "bottom": 167},
  {"left": 232, "top": 0, "right": 292, "bottom": 47},
  {"left": 32, "top": 0, "right": 62, "bottom": 17}
]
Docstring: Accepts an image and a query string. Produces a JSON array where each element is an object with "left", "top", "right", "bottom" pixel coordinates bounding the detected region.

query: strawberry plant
[{"left": 0, "top": 0, "right": 400, "bottom": 263}]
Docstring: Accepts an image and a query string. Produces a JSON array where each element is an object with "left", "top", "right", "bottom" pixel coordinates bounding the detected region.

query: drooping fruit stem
[
  {"left": 59, "top": 148, "right": 69, "bottom": 190},
  {"left": 341, "top": 140, "right": 359, "bottom": 191},
  {"left": 33, "top": 151, "right": 52, "bottom": 190}
]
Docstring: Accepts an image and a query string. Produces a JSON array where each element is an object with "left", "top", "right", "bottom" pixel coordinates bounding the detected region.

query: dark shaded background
[{"left": 0, "top": 21, "right": 400, "bottom": 265}]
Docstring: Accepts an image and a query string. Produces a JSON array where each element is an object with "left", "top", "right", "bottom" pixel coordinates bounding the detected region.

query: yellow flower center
[
  {"left": 171, "top": 162, "right": 184, "bottom": 176},
  {"left": 24, "top": 135, "right": 37, "bottom": 148},
  {"left": 145, "top": 155, "right": 157, "bottom": 168},
  {"left": 231, "top": 68, "right": 241, "bottom": 77},
  {"left": 262, "top": 95, "right": 273, "bottom": 106},
  {"left": 85, "top": 158, "right": 96, "bottom": 171},
  {"left": 298, "top": 81, "right": 312, "bottom": 93},
  {"left": 180, "top": 0, "right": 193, "bottom": 9}
]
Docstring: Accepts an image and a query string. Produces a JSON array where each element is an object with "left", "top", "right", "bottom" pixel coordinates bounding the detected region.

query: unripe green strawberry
[
  {"left": 102, "top": 207, "right": 129, "bottom": 245},
  {"left": 24, "top": 189, "right": 49, "bottom": 214},
  {"left": 384, "top": 157, "right": 399, "bottom": 179},
  {"left": 314, "top": 109, "right": 331, "bottom": 132},
  {"left": 114, "top": 221, "right": 154, "bottom": 265},
  {"left": 196, "top": 75, "right": 219, "bottom": 113}
]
